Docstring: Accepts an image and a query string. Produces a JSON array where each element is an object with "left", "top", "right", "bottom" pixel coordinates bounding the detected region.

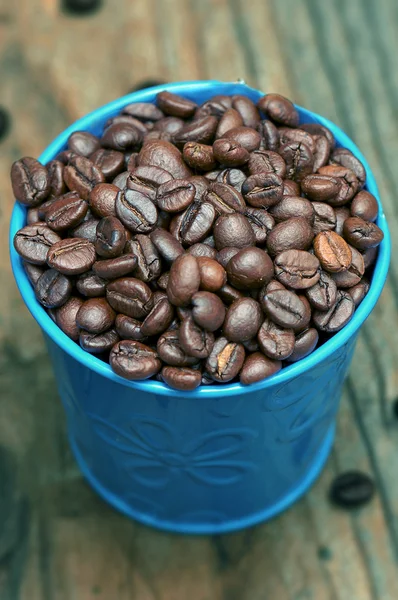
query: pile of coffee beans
[{"left": 12, "top": 91, "right": 384, "bottom": 390}]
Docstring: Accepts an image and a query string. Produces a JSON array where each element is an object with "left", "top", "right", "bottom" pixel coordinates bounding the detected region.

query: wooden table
[{"left": 1, "top": 1, "right": 397, "bottom": 598}]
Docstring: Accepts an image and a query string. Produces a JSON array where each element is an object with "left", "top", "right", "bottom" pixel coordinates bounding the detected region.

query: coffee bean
[
  {"left": 167, "top": 254, "right": 200, "bottom": 307},
  {"left": 363, "top": 246, "right": 378, "bottom": 269},
  {"left": 153, "top": 116, "right": 185, "bottom": 135},
  {"left": 156, "top": 91, "right": 197, "bottom": 119},
  {"left": 274, "top": 249, "right": 320, "bottom": 290},
  {"left": 286, "top": 328, "right": 319, "bottom": 362},
  {"left": 76, "top": 271, "right": 106, "bottom": 297},
  {"left": 157, "top": 329, "right": 197, "bottom": 366},
  {"left": 115, "top": 188, "right": 158, "bottom": 233},
  {"left": 245, "top": 208, "right": 275, "bottom": 245},
  {"left": 216, "top": 247, "right": 240, "bottom": 269},
  {"left": 300, "top": 123, "right": 335, "bottom": 148},
  {"left": 45, "top": 192, "right": 88, "bottom": 231},
  {"left": 56, "top": 149, "right": 77, "bottom": 164},
  {"left": 350, "top": 191, "right": 378, "bottom": 222},
  {"left": 149, "top": 228, "right": 184, "bottom": 263},
  {"left": 223, "top": 298, "right": 263, "bottom": 341},
  {"left": 279, "top": 141, "right": 314, "bottom": 182},
  {"left": 312, "top": 202, "right": 336, "bottom": 235},
  {"left": 334, "top": 207, "right": 350, "bottom": 236},
  {"left": 112, "top": 171, "right": 130, "bottom": 190},
  {"left": 222, "top": 126, "right": 261, "bottom": 152},
  {"left": 212, "top": 139, "right": 250, "bottom": 167},
  {"left": 242, "top": 172, "right": 284, "bottom": 208},
  {"left": 205, "top": 337, "right": 245, "bottom": 382},
  {"left": 110, "top": 340, "right": 161, "bottom": 380},
  {"left": 62, "top": 0, "right": 102, "bottom": 15},
  {"left": 301, "top": 174, "right": 341, "bottom": 202},
  {"left": 137, "top": 140, "right": 192, "bottom": 179},
  {"left": 47, "top": 238, "right": 96, "bottom": 275},
  {"left": 266, "top": 217, "right": 314, "bottom": 256},
  {"left": 204, "top": 182, "right": 246, "bottom": 215},
  {"left": 90, "top": 149, "right": 125, "bottom": 179},
  {"left": 35, "top": 268, "right": 72, "bottom": 308},
  {"left": 213, "top": 213, "right": 255, "bottom": 250},
  {"left": 11, "top": 157, "right": 50, "bottom": 206},
  {"left": 189, "top": 176, "right": 209, "bottom": 201},
  {"left": 141, "top": 296, "right": 174, "bottom": 336},
  {"left": 188, "top": 243, "right": 217, "bottom": 260},
  {"left": 183, "top": 142, "right": 217, "bottom": 171},
  {"left": 123, "top": 102, "right": 164, "bottom": 122},
  {"left": 69, "top": 217, "right": 100, "bottom": 244},
  {"left": 343, "top": 216, "right": 384, "bottom": 250},
  {"left": 269, "top": 196, "right": 314, "bottom": 224},
  {"left": 174, "top": 116, "right": 218, "bottom": 147},
  {"left": 313, "top": 290, "right": 355, "bottom": 332},
  {"left": 92, "top": 254, "right": 137, "bottom": 280},
  {"left": 283, "top": 180, "right": 300, "bottom": 196},
  {"left": 331, "top": 148, "right": 366, "bottom": 188},
  {"left": 257, "top": 93, "right": 299, "bottom": 127},
  {"left": 197, "top": 257, "right": 226, "bottom": 291},
  {"left": 64, "top": 155, "right": 105, "bottom": 200},
  {"left": 226, "top": 247, "right": 274, "bottom": 290},
  {"left": 106, "top": 277, "right": 153, "bottom": 319},
  {"left": 13, "top": 224, "right": 61, "bottom": 265},
  {"left": 126, "top": 234, "right": 161, "bottom": 282},
  {"left": 306, "top": 270, "right": 337, "bottom": 311},
  {"left": 216, "top": 167, "right": 246, "bottom": 192},
  {"left": 191, "top": 291, "right": 225, "bottom": 332},
  {"left": 23, "top": 262, "right": 45, "bottom": 286},
  {"left": 55, "top": 297, "right": 84, "bottom": 341},
  {"left": 156, "top": 178, "right": 195, "bottom": 212},
  {"left": 231, "top": 95, "right": 260, "bottom": 128},
  {"left": 318, "top": 165, "right": 358, "bottom": 206},
  {"left": 47, "top": 160, "right": 67, "bottom": 197},
  {"left": 94, "top": 216, "right": 126, "bottom": 258},
  {"left": 240, "top": 352, "right": 281, "bottom": 385},
  {"left": 312, "top": 134, "right": 331, "bottom": 171},
  {"left": 279, "top": 127, "right": 315, "bottom": 151},
  {"left": 258, "top": 120, "right": 280, "bottom": 152},
  {"left": 348, "top": 279, "right": 370, "bottom": 307},
  {"left": 216, "top": 108, "right": 243, "bottom": 138},
  {"left": 330, "top": 245, "right": 364, "bottom": 288},
  {"left": 171, "top": 201, "right": 216, "bottom": 245},
  {"left": 161, "top": 366, "right": 202, "bottom": 391},
  {"left": 80, "top": 328, "right": 119, "bottom": 353},
  {"left": 329, "top": 471, "right": 375, "bottom": 509},
  {"left": 217, "top": 284, "right": 244, "bottom": 305},
  {"left": 68, "top": 131, "right": 100, "bottom": 157},
  {"left": 76, "top": 298, "right": 115, "bottom": 334},
  {"left": 257, "top": 318, "right": 295, "bottom": 360},
  {"left": 196, "top": 95, "right": 232, "bottom": 118},
  {"left": 89, "top": 183, "right": 119, "bottom": 217},
  {"left": 314, "top": 231, "right": 352, "bottom": 273},
  {"left": 101, "top": 122, "right": 143, "bottom": 152},
  {"left": 115, "top": 315, "right": 146, "bottom": 342},
  {"left": 179, "top": 316, "right": 214, "bottom": 358},
  {"left": 261, "top": 289, "right": 310, "bottom": 331}
]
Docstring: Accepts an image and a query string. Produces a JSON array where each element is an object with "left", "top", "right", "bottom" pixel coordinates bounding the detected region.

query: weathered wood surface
[{"left": 0, "top": 0, "right": 398, "bottom": 598}]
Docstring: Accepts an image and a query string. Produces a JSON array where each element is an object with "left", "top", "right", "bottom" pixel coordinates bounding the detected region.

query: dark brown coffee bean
[
  {"left": 137, "top": 140, "right": 192, "bottom": 179},
  {"left": 301, "top": 174, "right": 341, "bottom": 202},
  {"left": 110, "top": 340, "right": 161, "bottom": 380},
  {"left": 76, "top": 271, "right": 107, "bottom": 297},
  {"left": 247, "top": 150, "right": 286, "bottom": 178},
  {"left": 274, "top": 249, "right": 320, "bottom": 289},
  {"left": 47, "top": 160, "right": 67, "bottom": 197},
  {"left": 261, "top": 289, "right": 310, "bottom": 331},
  {"left": 35, "top": 268, "right": 72, "bottom": 308},
  {"left": 279, "top": 141, "right": 314, "bottom": 182},
  {"left": 348, "top": 279, "right": 370, "bottom": 307},
  {"left": 115, "top": 188, "right": 158, "bottom": 233},
  {"left": 11, "top": 157, "right": 50, "bottom": 206},
  {"left": 23, "top": 262, "right": 45, "bottom": 286},
  {"left": 89, "top": 183, "right": 119, "bottom": 217},
  {"left": 213, "top": 213, "right": 255, "bottom": 250},
  {"left": 47, "top": 238, "right": 96, "bottom": 275},
  {"left": 95, "top": 216, "right": 126, "bottom": 258},
  {"left": 189, "top": 175, "right": 209, "bottom": 201},
  {"left": 91, "top": 148, "right": 125, "bottom": 179},
  {"left": 156, "top": 271, "right": 170, "bottom": 290},
  {"left": 153, "top": 116, "right": 185, "bottom": 134},
  {"left": 217, "top": 283, "right": 244, "bottom": 305},
  {"left": 56, "top": 149, "right": 76, "bottom": 164},
  {"left": 300, "top": 123, "right": 335, "bottom": 148},
  {"left": 242, "top": 172, "right": 284, "bottom": 208},
  {"left": 305, "top": 270, "right": 337, "bottom": 311},
  {"left": 350, "top": 191, "right": 378, "bottom": 223},
  {"left": 266, "top": 217, "right": 314, "bottom": 256},
  {"left": 132, "top": 165, "right": 174, "bottom": 191},
  {"left": 257, "top": 318, "right": 295, "bottom": 360},
  {"left": 227, "top": 247, "right": 274, "bottom": 290},
  {"left": 156, "top": 91, "right": 197, "bottom": 118},
  {"left": 182, "top": 142, "right": 217, "bottom": 171},
  {"left": 45, "top": 192, "right": 88, "bottom": 231},
  {"left": 331, "top": 148, "right": 366, "bottom": 188},
  {"left": 231, "top": 95, "right": 260, "bottom": 128},
  {"left": 312, "top": 202, "right": 336, "bottom": 235},
  {"left": 313, "top": 290, "right": 355, "bottom": 332},
  {"left": 149, "top": 228, "right": 184, "bottom": 263},
  {"left": 126, "top": 234, "right": 161, "bottom": 282},
  {"left": 362, "top": 246, "right": 378, "bottom": 269},
  {"left": 122, "top": 102, "right": 164, "bottom": 121},
  {"left": 215, "top": 108, "right": 243, "bottom": 138},
  {"left": 222, "top": 126, "right": 261, "bottom": 152},
  {"left": 112, "top": 171, "right": 130, "bottom": 190},
  {"left": 141, "top": 296, "right": 174, "bottom": 336},
  {"left": 188, "top": 243, "right": 217, "bottom": 260},
  {"left": 156, "top": 178, "right": 195, "bottom": 213},
  {"left": 258, "top": 119, "right": 280, "bottom": 152},
  {"left": 64, "top": 155, "right": 105, "bottom": 200},
  {"left": 286, "top": 328, "right": 319, "bottom": 362},
  {"left": 263, "top": 279, "right": 287, "bottom": 294},
  {"left": 269, "top": 196, "right": 314, "bottom": 224},
  {"left": 161, "top": 366, "right": 202, "bottom": 391},
  {"left": 279, "top": 127, "right": 316, "bottom": 152},
  {"left": 191, "top": 291, "right": 226, "bottom": 332},
  {"left": 80, "top": 328, "right": 120, "bottom": 354},
  {"left": 107, "top": 277, "right": 153, "bottom": 319},
  {"left": 212, "top": 139, "right": 250, "bottom": 167},
  {"left": 240, "top": 352, "right": 281, "bottom": 385},
  {"left": 313, "top": 134, "right": 331, "bottom": 171},
  {"left": 13, "top": 224, "right": 61, "bottom": 265},
  {"left": 171, "top": 201, "right": 216, "bottom": 246},
  {"left": 174, "top": 116, "right": 218, "bottom": 147},
  {"left": 334, "top": 207, "right": 350, "bottom": 236},
  {"left": 223, "top": 298, "right": 263, "bottom": 342},
  {"left": 167, "top": 254, "right": 200, "bottom": 307},
  {"left": 318, "top": 165, "right": 358, "bottom": 206},
  {"left": 69, "top": 217, "right": 100, "bottom": 244},
  {"left": 204, "top": 182, "right": 246, "bottom": 215},
  {"left": 205, "top": 337, "right": 245, "bottom": 382},
  {"left": 197, "top": 257, "right": 227, "bottom": 291},
  {"left": 55, "top": 296, "right": 83, "bottom": 341},
  {"left": 257, "top": 93, "right": 299, "bottom": 127},
  {"left": 216, "top": 168, "right": 246, "bottom": 192},
  {"left": 216, "top": 247, "right": 240, "bottom": 268},
  {"left": 329, "top": 471, "right": 375, "bottom": 508},
  {"left": 179, "top": 316, "right": 214, "bottom": 358},
  {"left": 115, "top": 314, "right": 146, "bottom": 341},
  {"left": 26, "top": 207, "right": 42, "bottom": 225},
  {"left": 283, "top": 180, "right": 300, "bottom": 196},
  {"left": 331, "top": 246, "right": 365, "bottom": 288},
  {"left": 76, "top": 298, "right": 115, "bottom": 334},
  {"left": 195, "top": 95, "right": 232, "bottom": 119},
  {"left": 245, "top": 208, "right": 275, "bottom": 245},
  {"left": 101, "top": 122, "right": 142, "bottom": 152},
  {"left": 93, "top": 254, "right": 137, "bottom": 279},
  {"left": 157, "top": 329, "right": 197, "bottom": 367},
  {"left": 68, "top": 131, "right": 100, "bottom": 157},
  {"left": 314, "top": 231, "right": 352, "bottom": 273}
]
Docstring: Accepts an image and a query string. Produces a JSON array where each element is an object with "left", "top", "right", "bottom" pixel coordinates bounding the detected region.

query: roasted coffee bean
[
  {"left": 362, "top": 246, "right": 378, "bottom": 269},
  {"left": 157, "top": 329, "right": 197, "bottom": 367},
  {"left": 197, "top": 257, "right": 227, "bottom": 291},
  {"left": 95, "top": 216, "right": 126, "bottom": 258},
  {"left": 348, "top": 279, "right": 370, "bottom": 307},
  {"left": 56, "top": 149, "right": 77, "bottom": 164},
  {"left": 226, "top": 247, "right": 274, "bottom": 290},
  {"left": 286, "top": 328, "right": 319, "bottom": 362},
  {"left": 205, "top": 337, "right": 245, "bottom": 382},
  {"left": 212, "top": 139, "right": 250, "bottom": 167},
  {"left": 279, "top": 141, "right": 314, "bottom": 182},
  {"left": 334, "top": 207, "right": 350, "bottom": 236},
  {"left": 115, "top": 314, "right": 146, "bottom": 341},
  {"left": 312, "top": 134, "right": 331, "bottom": 171},
  {"left": 213, "top": 213, "right": 255, "bottom": 250},
  {"left": 63, "top": 155, "right": 105, "bottom": 201},
  {"left": 329, "top": 471, "right": 375, "bottom": 508},
  {"left": 125, "top": 235, "right": 161, "bottom": 282},
  {"left": 149, "top": 228, "right": 184, "bottom": 262},
  {"left": 245, "top": 208, "right": 275, "bottom": 245},
  {"left": 331, "top": 148, "right": 366, "bottom": 188},
  {"left": 76, "top": 271, "right": 106, "bottom": 297},
  {"left": 137, "top": 140, "right": 191, "bottom": 179},
  {"left": 191, "top": 291, "right": 225, "bottom": 331},
  {"left": 45, "top": 192, "right": 88, "bottom": 231},
  {"left": 301, "top": 174, "right": 341, "bottom": 202},
  {"left": 312, "top": 202, "right": 336, "bottom": 235},
  {"left": 343, "top": 216, "right": 384, "bottom": 250},
  {"left": 47, "top": 160, "right": 67, "bottom": 197},
  {"left": 258, "top": 119, "right": 280, "bottom": 152},
  {"left": 76, "top": 298, "right": 115, "bottom": 334},
  {"left": 283, "top": 180, "right": 300, "bottom": 196},
  {"left": 115, "top": 188, "right": 158, "bottom": 233},
  {"left": 122, "top": 102, "right": 164, "bottom": 121},
  {"left": 195, "top": 95, "right": 232, "bottom": 119},
  {"left": 300, "top": 123, "right": 335, "bottom": 148},
  {"left": 331, "top": 246, "right": 365, "bottom": 288},
  {"left": 80, "top": 328, "right": 119, "bottom": 353},
  {"left": 110, "top": 340, "right": 161, "bottom": 380},
  {"left": 107, "top": 277, "right": 153, "bottom": 318},
  {"left": 141, "top": 296, "right": 174, "bottom": 336},
  {"left": 216, "top": 167, "right": 246, "bottom": 192},
  {"left": 313, "top": 290, "right": 355, "bottom": 332},
  {"left": 68, "top": 131, "right": 100, "bottom": 157},
  {"left": 112, "top": 171, "right": 130, "bottom": 190},
  {"left": 91, "top": 148, "right": 125, "bottom": 179},
  {"left": 156, "top": 271, "right": 170, "bottom": 290},
  {"left": 232, "top": 95, "right": 260, "bottom": 128},
  {"left": 183, "top": 142, "right": 217, "bottom": 171},
  {"left": 179, "top": 317, "right": 214, "bottom": 358},
  {"left": 89, "top": 183, "right": 119, "bottom": 217},
  {"left": 189, "top": 175, "right": 209, "bottom": 201},
  {"left": 35, "top": 268, "right": 72, "bottom": 308},
  {"left": 216, "top": 247, "right": 240, "bottom": 269},
  {"left": 266, "top": 217, "right": 314, "bottom": 256},
  {"left": 274, "top": 249, "right": 320, "bottom": 289},
  {"left": 222, "top": 126, "right": 261, "bottom": 152},
  {"left": 47, "top": 238, "right": 96, "bottom": 275},
  {"left": 126, "top": 170, "right": 161, "bottom": 200},
  {"left": 153, "top": 116, "right": 185, "bottom": 134},
  {"left": 257, "top": 93, "right": 299, "bottom": 127},
  {"left": 14, "top": 224, "right": 61, "bottom": 265},
  {"left": 279, "top": 127, "right": 315, "bottom": 152},
  {"left": 101, "top": 122, "right": 142, "bottom": 152},
  {"left": 269, "top": 196, "right": 314, "bottom": 224},
  {"left": 218, "top": 283, "right": 244, "bottom": 305},
  {"left": 223, "top": 298, "right": 263, "bottom": 341},
  {"left": 157, "top": 91, "right": 197, "bottom": 118},
  {"left": 306, "top": 270, "right": 337, "bottom": 311},
  {"left": 93, "top": 254, "right": 137, "bottom": 279},
  {"left": 174, "top": 116, "right": 218, "bottom": 147},
  {"left": 257, "top": 318, "right": 295, "bottom": 360},
  {"left": 247, "top": 149, "right": 286, "bottom": 178},
  {"left": 314, "top": 231, "right": 352, "bottom": 273},
  {"left": 156, "top": 178, "right": 195, "bottom": 212},
  {"left": 161, "top": 366, "right": 202, "bottom": 391},
  {"left": 11, "top": 157, "right": 50, "bottom": 206},
  {"left": 27, "top": 207, "right": 42, "bottom": 224},
  {"left": 70, "top": 217, "right": 99, "bottom": 243},
  {"left": 23, "top": 262, "right": 45, "bottom": 286},
  {"left": 240, "top": 352, "right": 281, "bottom": 385},
  {"left": 171, "top": 201, "right": 216, "bottom": 245},
  {"left": 350, "top": 191, "right": 378, "bottom": 222},
  {"left": 263, "top": 279, "right": 287, "bottom": 294},
  {"left": 318, "top": 165, "right": 358, "bottom": 206},
  {"left": 261, "top": 289, "right": 310, "bottom": 331},
  {"left": 242, "top": 172, "right": 284, "bottom": 208},
  {"left": 167, "top": 254, "right": 200, "bottom": 306},
  {"left": 55, "top": 296, "right": 83, "bottom": 341},
  {"left": 204, "top": 182, "right": 246, "bottom": 215},
  {"left": 188, "top": 243, "right": 217, "bottom": 259},
  {"left": 242, "top": 338, "right": 260, "bottom": 352},
  {"left": 215, "top": 108, "right": 243, "bottom": 138}
]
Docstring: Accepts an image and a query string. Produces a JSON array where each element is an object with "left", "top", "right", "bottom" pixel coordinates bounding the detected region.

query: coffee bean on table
[
  {"left": 110, "top": 340, "right": 161, "bottom": 380},
  {"left": 167, "top": 254, "right": 200, "bottom": 307},
  {"left": 115, "top": 187, "right": 158, "bottom": 233},
  {"left": 64, "top": 155, "right": 105, "bottom": 200},
  {"left": 76, "top": 271, "right": 106, "bottom": 297},
  {"left": 35, "top": 268, "right": 72, "bottom": 308},
  {"left": 343, "top": 217, "right": 384, "bottom": 250},
  {"left": 55, "top": 296, "right": 84, "bottom": 341},
  {"left": 191, "top": 291, "right": 225, "bottom": 331},
  {"left": 266, "top": 217, "right": 314, "bottom": 256},
  {"left": 205, "top": 337, "right": 245, "bottom": 382},
  {"left": 76, "top": 298, "right": 115, "bottom": 333},
  {"left": 261, "top": 289, "right": 310, "bottom": 331},
  {"left": 286, "top": 328, "right": 319, "bottom": 362},
  {"left": 226, "top": 247, "right": 274, "bottom": 290},
  {"left": 14, "top": 224, "right": 61, "bottom": 265},
  {"left": 329, "top": 471, "right": 375, "bottom": 509},
  {"left": 45, "top": 192, "right": 88, "bottom": 231},
  {"left": 179, "top": 316, "right": 214, "bottom": 358},
  {"left": 257, "top": 93, "right": 299, "bottom": 127},
  {"left": 11, "top": 157, "right": 50, "bottom": 206},
  {"left": 240, "top": 352, "right": 282, "bottom": 385},
  {"left": 161, "top": 366, "right": 202, "bottom": 391},
  {"left": 107, "top": 277, "right": 153, "bottom": 319},
  {"left": 313, "top": 231, "right": 352, "bottom": 273},
  {"left": 257, "top": 318, "right": 295, "bottom": 360},
  {"left": 313, "top": 290, "right": 355, "bottom": 332},
  {"left": 223, "top": 298, "right": 263, "bottom": 341},
  {"left": 95, "top": 216, "right": 126, "bottom": 258},
  {"left": 80, "top": 328, "right": 119, "bottom": 353},
  {"left": 274, "top": 250, "right": 320, "bottom": 290},
  {"left": 305, "top": 270, "right": 337, "bottom": 311}
]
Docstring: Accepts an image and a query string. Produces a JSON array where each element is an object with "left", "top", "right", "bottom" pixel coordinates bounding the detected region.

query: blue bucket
[{"left": 10, "top": 81, "right": 390, "bottom": 534}]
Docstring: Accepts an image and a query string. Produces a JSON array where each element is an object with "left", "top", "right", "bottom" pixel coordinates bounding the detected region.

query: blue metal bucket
[{"left": 10, "top": 81, "right": 390, "bottom": 534}]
